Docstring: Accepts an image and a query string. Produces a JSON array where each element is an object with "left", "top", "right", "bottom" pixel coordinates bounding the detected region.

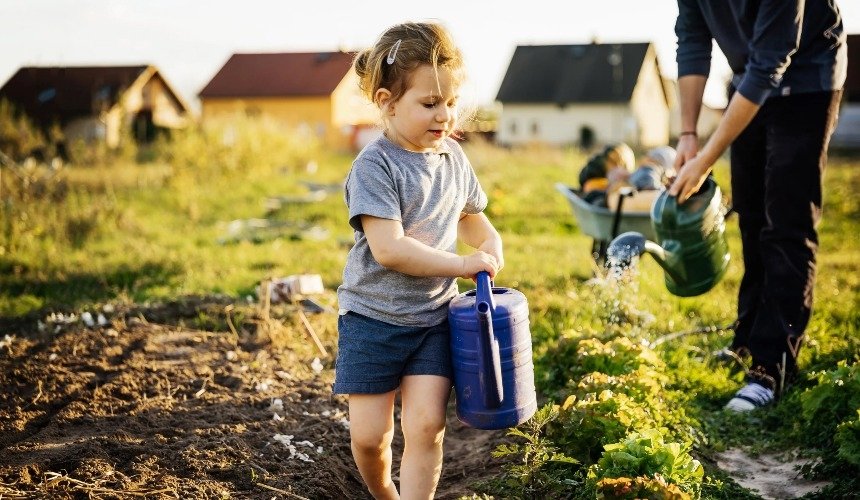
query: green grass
[{"left": 2, "top": 125, "right": 858, "bottom": 498}]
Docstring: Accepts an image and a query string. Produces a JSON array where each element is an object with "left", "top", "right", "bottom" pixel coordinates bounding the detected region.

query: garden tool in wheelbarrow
[{"left": 606, "top": 176, "right": 730, "bottom": 297}]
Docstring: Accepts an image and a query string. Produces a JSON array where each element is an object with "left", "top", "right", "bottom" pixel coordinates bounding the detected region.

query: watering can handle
[
  {"left": 663, "top": 193, "right": 678, "bottom": 231},
  {"left": 475, "top": 271, "right": 495, "bottom": 310},
  {"left": 476, "top": 271, "right": 504, "bottom": 408}
]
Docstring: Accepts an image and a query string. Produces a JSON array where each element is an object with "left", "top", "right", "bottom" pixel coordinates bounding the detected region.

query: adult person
[{"left": 669, "top": 0, "right": 846, "bottom": 411}]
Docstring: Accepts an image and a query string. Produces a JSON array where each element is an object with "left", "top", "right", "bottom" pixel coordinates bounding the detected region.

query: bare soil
[
  {"left": 715, "top": 448, "right": 830, "bottom": 500},
  {"left": 0, "top": 297, "right": 511, "bottom": 499}
]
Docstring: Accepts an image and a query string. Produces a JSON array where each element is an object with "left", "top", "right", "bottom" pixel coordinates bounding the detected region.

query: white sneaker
[{"left": 724, "top": 382, "right": 774, "bottom": 412}]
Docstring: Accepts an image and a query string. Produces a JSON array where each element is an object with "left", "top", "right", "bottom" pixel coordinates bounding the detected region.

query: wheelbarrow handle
[{"left": 610, "top": 188, "right": 636, "bottom": 238}]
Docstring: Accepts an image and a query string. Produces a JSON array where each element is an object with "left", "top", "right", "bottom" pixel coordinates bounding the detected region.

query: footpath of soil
[{"left": 0, "top": 297, "right": 511, "bottom": 499}]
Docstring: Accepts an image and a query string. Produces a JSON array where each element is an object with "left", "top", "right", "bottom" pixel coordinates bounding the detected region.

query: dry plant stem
[
  {"left": 224, "top": 304, "right": 240, "bottom": 341},
  {"left": 255, "top": 481, "right": 310, "bottom": 500},
  {"left": 42, "top": 471, "right": 173, "bottom": 497},
  {"left": 296, "top": 305, "right": 328, "bottom": 357},
  {"left": 0, "top": 480, "right": 29, "bottom": 499},
  {"left": 261, "top": 279, "right": 272, "bottom": 324},
  {"left": 22, "top": 380, "right": 43, "bottom": 409},
  {"left": 248, "top": 461, "right": 270, "bottom": 475}
]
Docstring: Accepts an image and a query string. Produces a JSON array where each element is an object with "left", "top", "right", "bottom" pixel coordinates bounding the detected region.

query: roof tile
[{"left": 199, "top": 51, "right": 356, "bottom": 98}]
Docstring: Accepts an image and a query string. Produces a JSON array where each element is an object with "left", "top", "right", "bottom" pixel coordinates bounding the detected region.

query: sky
[{"left": 2, "top": 0, "right": 858, "bottom": 113}]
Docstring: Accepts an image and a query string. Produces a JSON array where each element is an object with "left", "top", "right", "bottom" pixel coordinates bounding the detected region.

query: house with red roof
[
  {"left": 0, "top": 64, "right": 193, "bottom": 150},
  {"left": 198, "top": 51, "right": 378, "bottom": 151}
]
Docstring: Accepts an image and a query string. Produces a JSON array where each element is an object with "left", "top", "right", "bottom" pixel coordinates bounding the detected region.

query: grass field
[{"left": 1, "top": 122, "right": 858, "bottom": 498}]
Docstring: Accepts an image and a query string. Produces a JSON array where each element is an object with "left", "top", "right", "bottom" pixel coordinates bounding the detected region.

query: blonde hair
[{"left": 353, "top": 21, "right": 465, "bottom": 106}]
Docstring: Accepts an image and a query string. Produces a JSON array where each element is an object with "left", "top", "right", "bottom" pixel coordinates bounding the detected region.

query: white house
[
  {"left": 663, "top": 76, "right": 724, "bottom": 140},
  {"left": 495, "top": 42, "right": 672, "bottom": 149},
  {"left": 831, "top": 33, "right": 860, "bottom": 150}
]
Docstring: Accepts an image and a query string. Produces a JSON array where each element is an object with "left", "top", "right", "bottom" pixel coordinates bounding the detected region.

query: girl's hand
[
  {"left": 478, "top": 239, "right": 504, "bottom": 274},
  {"left": 460, "top": 251, "right": 499, "bottom": 280}
]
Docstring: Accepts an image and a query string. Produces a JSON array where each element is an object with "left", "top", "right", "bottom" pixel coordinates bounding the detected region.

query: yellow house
[
  {"left": 198, "top": 51, "right": 379, "bottom": 151},
  {"left": 0, "top": 65, "right": 194, "bottom": 149}
]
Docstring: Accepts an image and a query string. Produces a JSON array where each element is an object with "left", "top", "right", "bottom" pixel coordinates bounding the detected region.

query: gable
[
  {"left": 199, "top": 51, "right": 355, "bottom": 99},
  {"left": 496, "top": 43, "right": 651, "bottom": 104},
  {"left": 0, "top": 65, "right": 150, "bottom": 126}
]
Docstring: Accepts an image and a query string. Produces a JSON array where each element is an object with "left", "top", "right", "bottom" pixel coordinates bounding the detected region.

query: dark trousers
[{"left": 729, "top": 89, "right": 842, "bottom": 390}]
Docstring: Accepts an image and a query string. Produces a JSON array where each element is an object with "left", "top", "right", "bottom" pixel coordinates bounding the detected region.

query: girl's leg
[
  {"left": 398, "top": 375, "right": 451, "bottom": 500},
  {"left": 349, "top": 391, "right": 399, "bottom": 500}
]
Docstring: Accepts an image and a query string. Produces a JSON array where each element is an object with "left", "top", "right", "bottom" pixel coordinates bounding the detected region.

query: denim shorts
[{"left": 332, "top": 311, "right": 453, "bottom": 394}]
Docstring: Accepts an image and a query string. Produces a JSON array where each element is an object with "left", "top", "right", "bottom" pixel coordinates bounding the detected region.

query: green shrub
[
  {"left": 800, "top": 359, "right": 860, "bottom": 446},
  {"left": 0, "top": 98, "right": 55, "bottom": 161},
  {"left": 835, "top": 410, "right": 860, "bottom": 468}
]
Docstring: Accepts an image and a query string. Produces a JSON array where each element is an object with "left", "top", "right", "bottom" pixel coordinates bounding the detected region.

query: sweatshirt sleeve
[
  {"left": 735, "top": 0, "right": 803, "bottom": 105},
  {"left": 675, "top": 0, "right": 713, "bottom": 78}
]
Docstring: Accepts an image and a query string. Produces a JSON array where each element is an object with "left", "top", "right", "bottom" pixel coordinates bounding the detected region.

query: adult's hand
[
  {"left": 668, "top": 154, "right": 712, "bottom": 204},
  {"left": 669, "top": 86, "right": 762, "bottom": 204},
  {"left": 674, "top": 134, "right": 699, "bottom": 173}
]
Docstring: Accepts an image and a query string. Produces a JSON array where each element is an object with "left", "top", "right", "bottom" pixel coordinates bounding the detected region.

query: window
[{"left": 37, "top": 88, "right": 56, "bottom": 103}]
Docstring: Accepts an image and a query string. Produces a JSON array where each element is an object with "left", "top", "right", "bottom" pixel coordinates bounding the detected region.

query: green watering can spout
[{"left": 606, "top": 231, "right": 687, "bottom": 285}]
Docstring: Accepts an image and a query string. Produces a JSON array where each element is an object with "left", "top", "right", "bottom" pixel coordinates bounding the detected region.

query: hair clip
[{"left": 386, "top": 39, "right": 402, "bottom": 65}]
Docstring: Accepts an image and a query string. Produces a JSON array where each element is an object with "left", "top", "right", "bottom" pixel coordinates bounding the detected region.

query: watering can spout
[{"left": 607, "top": 231, "right": 686, "bottom": 285}]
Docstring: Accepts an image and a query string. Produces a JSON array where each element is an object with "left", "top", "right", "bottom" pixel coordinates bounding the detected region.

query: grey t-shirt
[{"left": 337, "top": 134, "right": 488, "bottom": 327}]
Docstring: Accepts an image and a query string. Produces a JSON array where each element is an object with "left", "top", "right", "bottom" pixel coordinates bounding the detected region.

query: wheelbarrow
[{"left": 554, "top": 182, "right": 657, "bottom": 264}]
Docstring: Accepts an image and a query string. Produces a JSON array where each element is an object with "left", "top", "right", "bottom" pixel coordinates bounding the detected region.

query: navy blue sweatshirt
[{"left": 675, "top": 0, "right": 847, "bottom": 105}]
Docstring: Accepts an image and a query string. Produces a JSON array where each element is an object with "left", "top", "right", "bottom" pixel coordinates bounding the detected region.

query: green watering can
[{"left": 606, "top": 177, "right": 729, "bottom": 297}]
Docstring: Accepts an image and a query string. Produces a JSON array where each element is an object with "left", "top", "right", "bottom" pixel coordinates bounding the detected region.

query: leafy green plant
[
  {"left": 572, "top": 366, "right": 667, "bottom": 401},
  {"left": 594, "top": 475, "right": 690, "bottom": 500},
  {"left": 541, "top": 335, "right": 665, "bottom": 397},
  {"left": 835, "top": 410, "right": 860, "bottom": 468},
  {"left": 552, "top": 391, "right": 667, "bottom": 462},
  {"left": 491, "top": 403, "right": 581, "bottom": 496},
  {"left": 800, "top": 360, "right": 860, "bottom": 446},
  {"left": 587, "top": 428, "right": 704, "bottom": 498},
  {"left": 575, "top": 337, "right": 664, "bottom": 376}
]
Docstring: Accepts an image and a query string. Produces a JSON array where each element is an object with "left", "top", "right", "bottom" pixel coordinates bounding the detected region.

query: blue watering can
[{"left": 448, "top": 272, "right": 537, "bottom": 430}]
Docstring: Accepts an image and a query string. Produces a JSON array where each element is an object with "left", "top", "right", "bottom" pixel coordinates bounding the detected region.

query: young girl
[{"left": 334, "top": 21, "right": 503, "bottom": 500}]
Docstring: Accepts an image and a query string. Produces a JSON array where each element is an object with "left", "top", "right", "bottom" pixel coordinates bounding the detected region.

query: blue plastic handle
[
  {"left": 475, "top": 271, "right": 503, "bottom": 408},
  {"left": 475, "top": 271, "right": 496, "bottom": 311}
]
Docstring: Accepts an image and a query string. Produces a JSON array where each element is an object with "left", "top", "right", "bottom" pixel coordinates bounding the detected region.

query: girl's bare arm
[{"left": 361, "top": 214, "right": 498, "bottom": 278}]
